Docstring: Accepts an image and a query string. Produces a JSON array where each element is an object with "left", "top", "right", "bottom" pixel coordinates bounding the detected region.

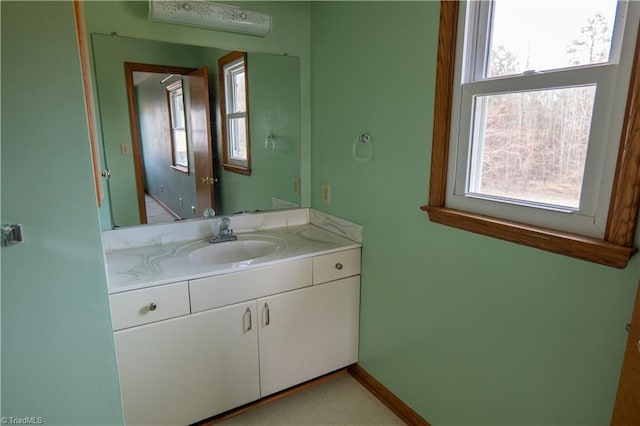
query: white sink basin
[{"left": 187, "top": 235, "right": 285, "bottom": 265}]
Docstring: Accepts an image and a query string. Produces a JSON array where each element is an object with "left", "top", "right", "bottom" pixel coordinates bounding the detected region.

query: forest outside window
[
  {"left": 219, "top": 51, "right": 251, "bottom": 175},
  {"left": 167, "top": 80, "right": 189, "bottom": 173},
  {"left": 423, "top": 1, "right": 640, "bottom": 268}
]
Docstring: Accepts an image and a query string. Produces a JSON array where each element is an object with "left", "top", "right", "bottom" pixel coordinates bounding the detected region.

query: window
[
  {"left": 423, "top": 1, "right": 640, "bottom": 268},
  {"left": 218, "top": 51, "right": 251, "bottom": 175},
  {"left": 166, "top": 79, "right": 189, "bottom": 173}
]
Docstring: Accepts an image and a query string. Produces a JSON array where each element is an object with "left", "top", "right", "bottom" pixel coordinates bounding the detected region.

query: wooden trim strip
[
  {"left": 605, "top": 25, "right": 640, "bottom": 247},
  {"left": 422, "top": 206, "right": 636, "bottom": 269},
  {"left": 124, "top": 63, "right": 148, "bottom": 224},
  {"left": 348, "top": 364, "right": 431, "bottom": 426},
  {"left": 73, "top": 1, "right": 103, "bottom": 207},
  {"left": 610, "top": 280, "right": 640, "bottom": 424},
  {"left": 428, "top": 0, "right": 459, "bottom": 207}
]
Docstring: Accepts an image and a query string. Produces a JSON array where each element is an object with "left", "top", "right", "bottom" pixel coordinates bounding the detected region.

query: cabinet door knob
[
  {"left": 335, "top": 262, "right": 343, "bottom": 270},
  {"left": 148, "top": 303, "right": 157, "bottom": 311}
]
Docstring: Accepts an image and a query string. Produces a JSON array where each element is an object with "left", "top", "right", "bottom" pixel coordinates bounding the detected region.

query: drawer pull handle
[
  {"left": 335, "top": 262, "right": 344, "bottom": 270},
  {"left": 148, "top": 303, "right": 157, "bottom": 312}
]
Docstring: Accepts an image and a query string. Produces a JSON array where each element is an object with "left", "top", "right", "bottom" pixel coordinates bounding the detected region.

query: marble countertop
[{"left": 105, "top": 224, "right": 361, "bottom": 294}]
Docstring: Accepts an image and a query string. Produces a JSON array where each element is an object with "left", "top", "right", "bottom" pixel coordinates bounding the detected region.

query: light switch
[{"left": 120, "top": 143, "right": 131, "bottom": 155}]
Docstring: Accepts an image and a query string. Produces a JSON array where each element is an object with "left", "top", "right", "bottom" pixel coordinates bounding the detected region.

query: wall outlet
[
  {"left": 322, "top": 184, "right": 331, "bottom": 205},
  {"left": 293, "top": 177, "right": 300, "bottom": 196},
  {"left": 120, "top": 143, "right": 130, "bottom": 155}
]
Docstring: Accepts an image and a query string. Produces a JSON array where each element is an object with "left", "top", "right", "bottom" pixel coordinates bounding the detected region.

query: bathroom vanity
[{"left": 103, "top": 209, "right": 362, "bottom": 425}]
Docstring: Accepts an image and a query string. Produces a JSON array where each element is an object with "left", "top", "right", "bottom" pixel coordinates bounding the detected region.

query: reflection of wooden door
[
  {"left": 189, "top": 67, "right": 215, "bottom": 216},
  {"left": 611, "top": 282, "right": 640, "bottom": 425}
]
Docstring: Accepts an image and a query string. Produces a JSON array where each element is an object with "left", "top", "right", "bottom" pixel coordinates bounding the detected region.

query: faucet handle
[
  {"left": 221, "top": 216, "right": 230, "bottom": 227},
  {"left": 219, "top": 216, "right": 233, "bottom": 236}
]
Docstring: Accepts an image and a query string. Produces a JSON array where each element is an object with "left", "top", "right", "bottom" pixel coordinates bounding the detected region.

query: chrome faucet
[{"left": 209, "top": 216, "right": 238, "bottom": 244}]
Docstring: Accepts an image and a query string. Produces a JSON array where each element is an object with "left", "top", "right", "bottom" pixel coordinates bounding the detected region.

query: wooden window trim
[
  {"left": 218, "top": 51, "right": 252, "bottom": 176},
  {"left": 420, "top": 1, "right": 640, "bottom": 269}
]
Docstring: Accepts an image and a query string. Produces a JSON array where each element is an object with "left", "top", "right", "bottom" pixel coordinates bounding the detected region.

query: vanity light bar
[{"left": 148, "top": 1, "right": 272, "bottom": 36}]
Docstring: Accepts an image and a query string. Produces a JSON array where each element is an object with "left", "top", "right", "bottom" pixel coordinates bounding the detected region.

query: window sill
[
  {"left": 420, "top": 205, "right": 636, "bottom": 269},
  {"left": 170, "top": 165, "right": 189, "bottom": 174},
  {"left": 223, "top": 163, "right": 251, "bottom": 176}
]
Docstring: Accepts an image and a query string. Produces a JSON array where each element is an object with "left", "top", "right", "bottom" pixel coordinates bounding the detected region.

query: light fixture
[
  {"left": 148, "top": 1, "right": 272, "bottom": 36},
  {"left": 160, "top": 74, "right": 178, "bottom": 84}
]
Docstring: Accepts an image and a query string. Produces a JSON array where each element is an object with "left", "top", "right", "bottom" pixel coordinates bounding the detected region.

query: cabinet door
[
  {"left": 258, "top": 276, "right": 360, "bottom": 396},
  {"left": 115, "top": 301, "right": 260, "bottom": 426}
]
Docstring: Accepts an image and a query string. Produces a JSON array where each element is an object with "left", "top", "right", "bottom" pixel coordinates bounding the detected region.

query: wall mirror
[{"left": 91, "top": 33, "right": 301, "bottom": 229}]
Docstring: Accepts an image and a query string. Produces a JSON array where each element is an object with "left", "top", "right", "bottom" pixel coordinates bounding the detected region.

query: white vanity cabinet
[
  {"left": 110, "top": 247, "right": 361, "bottom": 426},
  {"left": 114, "top": 301, "right": 260, "bottom": 426},
  {"left": 258, "top": 275, "right": 360, "bottom": 396}
]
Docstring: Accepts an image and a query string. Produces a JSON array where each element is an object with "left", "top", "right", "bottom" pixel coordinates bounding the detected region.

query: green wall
[
  {"left": 1, "top": 2, "right": 123, "bottom": 425},
  {"left": 310, "top": 2, "right": 639, "bottom": 425}
]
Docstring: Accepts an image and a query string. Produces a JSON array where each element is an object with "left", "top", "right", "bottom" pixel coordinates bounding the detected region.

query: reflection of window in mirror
[
  {"left": 166, "top": 79, "right": 189, "bottom": 173},
  {"left": 219, "top": 51, "right": 251, "bottom": 175}
]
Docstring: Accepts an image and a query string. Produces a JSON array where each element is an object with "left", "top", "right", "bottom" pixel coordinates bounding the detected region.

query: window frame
[
  {"left": 450, "top": 1, "right": 632, "bottom": 238},
  {"left": 218, "top": 51, "right": 251, "bottom": 176},
  {"left": 421, "top": 1, "right": 640, "bottom": 268},
  {"left": 166, "top": 79, "right": 189, "bottom": 174}
]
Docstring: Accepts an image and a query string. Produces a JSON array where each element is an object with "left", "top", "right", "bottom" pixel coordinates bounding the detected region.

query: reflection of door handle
[{"left": 200, "top": 177, "right": 218, "bottom": 184}]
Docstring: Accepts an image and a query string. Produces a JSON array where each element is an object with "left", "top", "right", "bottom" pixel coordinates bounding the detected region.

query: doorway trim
[{"left": 124, "top": 62, "right": 197, "bottom": 224}]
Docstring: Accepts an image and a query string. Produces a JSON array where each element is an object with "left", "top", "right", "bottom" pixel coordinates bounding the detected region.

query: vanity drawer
[
  {"left": 313, "top": 248, "right": 361, "bottom": 284},
  {"left": 190, "top": 258, "right": 312, "bottom": 313},
  {"left": 110, "top": 282, "right": 190, "bottom": 331}
]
